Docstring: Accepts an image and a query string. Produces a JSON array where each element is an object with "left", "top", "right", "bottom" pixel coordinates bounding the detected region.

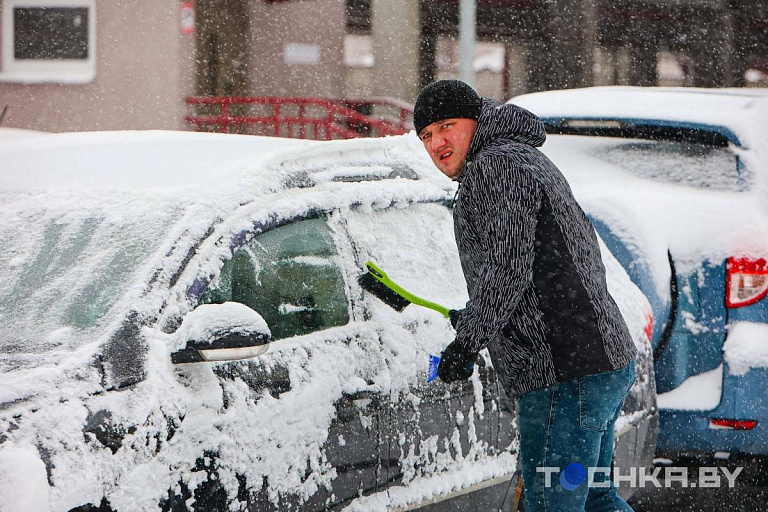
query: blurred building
[
  {"left": 0, "top": 0, "right": 766, "bottom": 132},
  {"left": 0, "top": 1, "right": 195, "bottom": 132}
]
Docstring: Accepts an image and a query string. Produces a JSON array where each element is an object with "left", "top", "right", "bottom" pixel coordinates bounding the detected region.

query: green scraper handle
[{"left": 365, "top": 260, "right": 451, "bottom": 318}]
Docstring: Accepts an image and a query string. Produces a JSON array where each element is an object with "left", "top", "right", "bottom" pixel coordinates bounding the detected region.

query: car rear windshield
[{"left": 591, "top": 139, "right": 747, "bottom": 191}]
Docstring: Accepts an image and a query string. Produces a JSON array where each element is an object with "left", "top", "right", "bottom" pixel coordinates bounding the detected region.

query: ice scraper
[
  {"left": 358, "top": 261, "right": 469, "bottom": 383},
  {"left": 357, "top": 260, "right": 451, "bottom": 318}
]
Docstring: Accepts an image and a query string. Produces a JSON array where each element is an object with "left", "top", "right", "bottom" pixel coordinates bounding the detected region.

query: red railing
[{"left": 185, "top": 96, "right": 413, "bottom": 140}]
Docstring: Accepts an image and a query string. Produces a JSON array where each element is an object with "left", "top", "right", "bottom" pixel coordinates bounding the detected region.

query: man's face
[{"left": 419, "top": 118, "right": 478, "bottom": 180}]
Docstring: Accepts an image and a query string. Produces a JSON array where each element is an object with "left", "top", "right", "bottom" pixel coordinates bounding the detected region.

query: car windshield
[
  {"left": 0, "top": 212, "right": 180, "bottom": 372},
  {"left": 590, "top": 139, "right": 747, "bottom": 191}
]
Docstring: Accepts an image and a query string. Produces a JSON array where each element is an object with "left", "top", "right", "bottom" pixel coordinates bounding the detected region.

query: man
[{"left": 414, "top": 79, "right": 637, "bottom": 512}]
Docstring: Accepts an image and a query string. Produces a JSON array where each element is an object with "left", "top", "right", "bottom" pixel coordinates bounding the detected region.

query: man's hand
[
  {"left": 448, "top": 309, "right": 463, "bottom": 330},
  {"left": 438, "top": 340, "right": 476, "bottom": 383}
]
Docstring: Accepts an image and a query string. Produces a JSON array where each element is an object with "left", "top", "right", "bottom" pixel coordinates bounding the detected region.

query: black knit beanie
[{"left": 413, "top": 79, "right": 482, "bottom": 135}]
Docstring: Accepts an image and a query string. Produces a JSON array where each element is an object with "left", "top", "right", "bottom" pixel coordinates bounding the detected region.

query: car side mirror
[{"left": 171, "top": 302, "right": 272, "bottom": 364}]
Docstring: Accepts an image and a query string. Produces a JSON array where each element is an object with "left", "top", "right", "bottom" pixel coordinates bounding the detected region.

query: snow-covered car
[
  {"left": 513, "top": 86, "right": 768, "bottom": 461},
  {"left": 0, "top": 130, "right": 655, "bottom": 511}
]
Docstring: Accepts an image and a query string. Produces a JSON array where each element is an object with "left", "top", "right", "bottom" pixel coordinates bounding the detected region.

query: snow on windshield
[
  {"left": 512, "top": 88, "right": 768, "bottom": 224},
  {"left": 0, "top": 195, "right": 185, "bottom": 372},
  {"left": 0, "top": 131, "right": 315, "bottom": 369}
]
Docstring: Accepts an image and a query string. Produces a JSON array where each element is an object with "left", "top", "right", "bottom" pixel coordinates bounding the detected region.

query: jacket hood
[{"left": 466, "top": 99, "right": 546, "bottom": 163}]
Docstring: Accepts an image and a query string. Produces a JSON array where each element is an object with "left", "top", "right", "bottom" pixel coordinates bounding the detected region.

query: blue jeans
[{"left": 517, "top": 360, "right": 636, "bottom": 512}]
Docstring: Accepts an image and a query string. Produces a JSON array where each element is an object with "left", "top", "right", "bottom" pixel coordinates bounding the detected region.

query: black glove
[
  {"left": 448, "top": 309, "right": 463, "bottom": 330},
  {"left": 438, "top": 339, "right": 476, "bottom": 383}
]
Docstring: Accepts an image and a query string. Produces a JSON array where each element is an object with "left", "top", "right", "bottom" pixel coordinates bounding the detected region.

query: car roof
[
  {"left": 511, "top": 86, "right": 768, "bottom": 149},
  {"left": 0, "top": 126, "right": 48, "bottom": 140}
]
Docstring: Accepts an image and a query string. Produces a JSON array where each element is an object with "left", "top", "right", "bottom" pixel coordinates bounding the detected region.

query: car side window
[
  {"left": 343, "top": 202, "right": 468, "bottom": 332},
  {"left": 198, "top": 217, "right": 350, "bottom": 340}
]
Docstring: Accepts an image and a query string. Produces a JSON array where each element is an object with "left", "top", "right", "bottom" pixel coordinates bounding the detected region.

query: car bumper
[{"left": 657, "top": 362, "right": 768, "bottom": 455}]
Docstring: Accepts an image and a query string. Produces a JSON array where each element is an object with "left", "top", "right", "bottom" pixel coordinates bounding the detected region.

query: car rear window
[{"left": 591, "top": 140, "right": 747, "bottom": 191}]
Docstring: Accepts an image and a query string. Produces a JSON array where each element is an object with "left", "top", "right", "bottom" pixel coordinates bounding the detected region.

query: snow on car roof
[
  {"left": 511, "top": 86, "right": 768, "bottom": 150},
  {"left": 0, "top": 129, "right": 447, "bottom": 236},
  {"left": 0, "top": 129, "right": 443, "bottom": 194},
  {"left": 0, "top": 126, "right": 49, "bottom": 140},
  {"left": 541, "top": 133, "right": 768, "bottom": 282},
  {"left": 0, "top": 130, "right": 310, "bottom": 193}
]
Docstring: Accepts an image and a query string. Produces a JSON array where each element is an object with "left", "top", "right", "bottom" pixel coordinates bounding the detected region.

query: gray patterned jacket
[{"left": 452, "top": 99, "right": 637, "bottom": 397}]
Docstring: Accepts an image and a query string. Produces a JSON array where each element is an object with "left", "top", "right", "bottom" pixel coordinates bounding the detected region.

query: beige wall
[
  {"left": 0, "top": 0, "right": 194, "bottom": 132},
  {"left": 245, "top": 0, "right": 346, "bottom": 98},
  {"left": 371, "top": 0, "right": 420, "bottom": 103}
]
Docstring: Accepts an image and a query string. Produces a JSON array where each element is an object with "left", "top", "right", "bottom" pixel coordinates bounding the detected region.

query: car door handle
[
  {"left": 342, "top": 389, "right": 378, "bottom": 401},
  {"left": 336, "top": 389, "right": 379, "bottom": 423}
]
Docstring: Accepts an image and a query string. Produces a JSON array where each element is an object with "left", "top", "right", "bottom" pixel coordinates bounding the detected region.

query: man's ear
[{"left": 468, "top": 120, "right": 479, "bottom": 139}]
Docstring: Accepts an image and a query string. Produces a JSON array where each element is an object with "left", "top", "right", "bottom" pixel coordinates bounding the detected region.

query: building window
[
  {"left": 1, "top": 0, "right": 96, "bottom": 83},
  {"left": 343, "top": 34, "right": 373, "bottom": 68}
]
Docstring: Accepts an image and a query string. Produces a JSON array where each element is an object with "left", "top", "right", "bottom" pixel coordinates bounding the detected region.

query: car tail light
[
  {"left": 725, "top": 257, "right": 768, "bottom": 308},
  {"left": 644, "top": 312, "right": 654, "bottom": 343},
  {"left": 708, "top": 418, "right": 758, "bottom": 430}
]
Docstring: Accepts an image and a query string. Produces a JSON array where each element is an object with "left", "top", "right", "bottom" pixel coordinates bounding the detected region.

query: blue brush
[
  {"left": 427, "top": 354, "right": 441, "bottom": 383},
  {"left": 426, "top": 353, "right": 476, "bottom": 384}
]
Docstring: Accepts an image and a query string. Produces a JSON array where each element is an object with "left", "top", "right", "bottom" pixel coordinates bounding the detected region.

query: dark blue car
[
  {"left": 0, "top": 129, "right": 657, "bottom": 510},
  {"left": 514, "top": 86, "right": 768, "bottom": 462}
]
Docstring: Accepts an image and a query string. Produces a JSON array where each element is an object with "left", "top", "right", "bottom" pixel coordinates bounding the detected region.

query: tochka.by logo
[{"left": 537, "top": 463, "right": 743, "bottom": 490}]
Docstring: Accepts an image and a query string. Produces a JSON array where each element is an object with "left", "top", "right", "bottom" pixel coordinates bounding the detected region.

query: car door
[
  {"left": 339, "top": 201, "right": 516, "bottom": 499},
  {"left": 171, "top": 213, "right": 392, "bottom": 511}
]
